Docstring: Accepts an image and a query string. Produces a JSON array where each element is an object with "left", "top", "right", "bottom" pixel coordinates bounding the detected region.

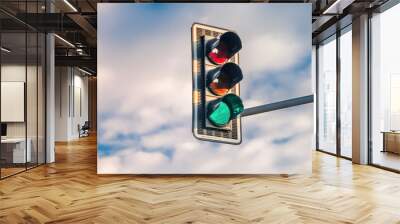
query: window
[
  {"left": 370, "top": 3, "right": 400, "bottom": 171},
  {"left": 339, "top": 26, "right": 352, "bottom": 158},
  {"left": 317, "top": 35, "right": 337, "bottom": 154}
]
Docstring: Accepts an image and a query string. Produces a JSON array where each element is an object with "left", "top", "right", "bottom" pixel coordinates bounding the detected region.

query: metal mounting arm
[{"left": 241, "top": 95, "right": 314, "bottom": 117}]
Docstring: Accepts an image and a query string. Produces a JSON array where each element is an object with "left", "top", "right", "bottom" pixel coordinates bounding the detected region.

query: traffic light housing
[{"left": 191, "top": 23, "right": 244, "bottom": 144}]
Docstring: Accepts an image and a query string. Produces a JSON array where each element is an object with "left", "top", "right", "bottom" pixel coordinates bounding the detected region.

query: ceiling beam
[
  {"left": 67, "top": 13, "right": 97, "bottom": 46},
  {"left": 55, "top": 55, "right": 96, "bottom": 69},
  {"left": 12, "top": 13, "right": 83, "bottom": 32},
  {"left": 323, "top": 0, "right": 356, "bottom": 14}
]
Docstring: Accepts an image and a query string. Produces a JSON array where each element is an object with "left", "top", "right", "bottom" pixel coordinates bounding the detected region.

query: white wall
[
  {"left": 1, "top": 65, "right": 37, "bottom": 138},
  {"left": 72, "top": 73, "right": 89, "bottom": 138},
  {"left": 1, "top": 63, "right": 47, "bottom": 164},
  {"left": 1, "top": 82, "right": 25, "bottom": 122},
  {"left": 55, "top": 67, "right": 89, "bottom": 141},
  {"left": 55, "top": 66, "right": 70, "bottom": 141}
]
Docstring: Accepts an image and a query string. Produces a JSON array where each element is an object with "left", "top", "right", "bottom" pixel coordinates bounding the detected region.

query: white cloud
[
  {"left": 98, "top": 105, "right": 313, "bottom": 174},
  {"left": 242, "top": 33, "right": 309, "bottom": 74},
  {"left": 98, "top": 150, "right": 170, "bottom": 173}
]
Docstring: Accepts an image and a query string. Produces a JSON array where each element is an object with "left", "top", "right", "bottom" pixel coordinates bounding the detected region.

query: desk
[
  {"left": 382, "top": 131, "right": 400, "bottom": 154},
  {"left": 1, "top": 138, "right": 31, "bottom": 163}
]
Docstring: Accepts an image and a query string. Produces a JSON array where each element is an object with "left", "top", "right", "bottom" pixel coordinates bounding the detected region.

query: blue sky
[{"left": 97, "top": 3, "right": 313, "bottom": 174}]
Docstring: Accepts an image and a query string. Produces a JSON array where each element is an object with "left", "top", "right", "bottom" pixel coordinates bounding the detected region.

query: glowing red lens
[
  {"left": 206, "top": 32, "right": 242, "bottom": 65},
  {"left": 208, "top": 46, "right": 229, "bottom": 65}
]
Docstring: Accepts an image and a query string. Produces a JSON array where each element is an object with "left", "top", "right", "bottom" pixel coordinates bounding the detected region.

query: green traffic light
[
  {"left": 208, "top": 101, "right": 231, "bottom": 127},
  {"left": 207, "top": 94, "right": 244, "bottom": 127}
]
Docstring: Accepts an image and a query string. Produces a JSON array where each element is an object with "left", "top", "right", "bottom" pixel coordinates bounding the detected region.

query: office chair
[{"left": 79, "top": 121, "right": 90, "bottom": 138}]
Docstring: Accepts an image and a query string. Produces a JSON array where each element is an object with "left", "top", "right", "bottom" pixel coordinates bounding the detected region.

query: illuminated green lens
[
  {"left": 208, "top": 102, "right": 231, "bottom": 127},
  {"left": 222, "top": 94, "right": 244, "bottom": 118}
]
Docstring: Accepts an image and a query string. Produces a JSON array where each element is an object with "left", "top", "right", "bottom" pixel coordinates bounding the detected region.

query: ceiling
[{"left": 0, "top": 0, "right": 391, "bottom": 74}]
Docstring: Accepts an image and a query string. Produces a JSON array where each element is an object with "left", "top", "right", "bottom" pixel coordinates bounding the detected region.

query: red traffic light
[
  {"left": 207, "top": 31, "right": 242, "bottom": 65},
  {"left": 207, "top": 62, "right": 243, "bottom": 96}
]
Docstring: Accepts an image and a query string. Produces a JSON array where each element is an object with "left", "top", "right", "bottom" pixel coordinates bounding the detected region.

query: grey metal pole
[{"left": 242, "top": 95, "right": 314, "bottom": 117}]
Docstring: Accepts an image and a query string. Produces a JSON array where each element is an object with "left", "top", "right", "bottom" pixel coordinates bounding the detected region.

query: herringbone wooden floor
[{"left": 1, "top": 135, "right": 400, "bottom": 224}]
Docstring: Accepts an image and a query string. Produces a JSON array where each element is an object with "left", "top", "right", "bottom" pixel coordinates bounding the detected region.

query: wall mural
[{"left": 98, "top": 3, "right": 313, "bottom": 174}]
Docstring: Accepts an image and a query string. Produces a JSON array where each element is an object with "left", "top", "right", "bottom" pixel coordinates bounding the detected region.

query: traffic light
[
  {"left": 207, "top": 32, "right": 242, "bottom": 65},
  {"left": 191, "top": 23, "right": 244, "bottom": 144}
]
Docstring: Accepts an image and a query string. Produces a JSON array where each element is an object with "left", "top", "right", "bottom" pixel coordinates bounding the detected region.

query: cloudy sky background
[{"left": 97, "top": 3, "right": 313, "bottom": 174}]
